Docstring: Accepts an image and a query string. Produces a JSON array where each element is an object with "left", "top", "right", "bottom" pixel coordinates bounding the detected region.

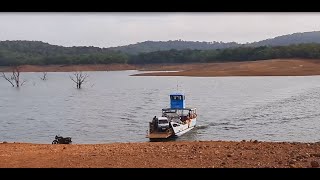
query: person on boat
[{"left": 153, "top": 116, "right": 158, "bottom": 130}]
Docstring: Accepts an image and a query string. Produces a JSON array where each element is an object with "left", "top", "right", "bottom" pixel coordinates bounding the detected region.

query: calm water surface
[{"left": 1, "top": 70, "right": 320, "bottom": 143}]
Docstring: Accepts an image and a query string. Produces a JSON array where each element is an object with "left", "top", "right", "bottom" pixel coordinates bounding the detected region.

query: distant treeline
[
  {"left": 109, "top": 40, "right": 240, "bottom": 54},
  {"left": 109, "top": 31, "right": 320, "bottom": 54},
  {"left": 0, "top": 41, "right": 129, "bottom": 66},
  {"left": 1, "top": 41, "right": 320, "bottom": 66},
  {"left": 129, "top": 43, "right": 320, "bottom": 64}
]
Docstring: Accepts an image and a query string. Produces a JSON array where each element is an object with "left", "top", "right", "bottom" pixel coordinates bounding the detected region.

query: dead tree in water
[
  {"left": 70, "top": 71, "right": 89, "bottom": 89},
  {"left": 40, "top": 72, "right": 47, "bottom": 80},
  {"left": 1, "top": 66, "right": 26, "bottom": 87}
]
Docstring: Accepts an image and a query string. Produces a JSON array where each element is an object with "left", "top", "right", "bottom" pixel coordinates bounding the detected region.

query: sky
[{"left": 0, "top": 12, "right": 320, "bottom": 48}]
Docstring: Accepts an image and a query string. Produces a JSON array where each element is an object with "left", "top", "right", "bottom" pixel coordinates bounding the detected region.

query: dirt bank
[
  {"left": 132, "top": 59, "right": 320, "bottom": 76},
  {"left": 1, "top": 140, "right": 320, "bottom": 168},
  {"left": 2, "top": 59, "right": 320, "bottom": 77}
]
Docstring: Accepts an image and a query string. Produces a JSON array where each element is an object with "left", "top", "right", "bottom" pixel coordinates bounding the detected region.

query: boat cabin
[
  {"left": 170, "top": 93, "right": 185, "bottom": 109},
  {"left": 162, "top": 108, "right": 197, "bottom": 122}
]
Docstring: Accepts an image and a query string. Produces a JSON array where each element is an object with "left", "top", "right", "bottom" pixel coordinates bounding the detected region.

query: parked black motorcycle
[{"left": 52, "top": 135, "right": 72, "bottom": 144}]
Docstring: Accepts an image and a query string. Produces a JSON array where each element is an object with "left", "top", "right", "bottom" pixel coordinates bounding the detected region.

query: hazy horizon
[{"left": 1, "top": 12, "right": 320, "bottom": 48}]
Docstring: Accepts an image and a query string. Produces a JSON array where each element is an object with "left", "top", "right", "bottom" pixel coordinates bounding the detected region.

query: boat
[{"left": 147, "top": 93, "right": 197, "bottom": 140}]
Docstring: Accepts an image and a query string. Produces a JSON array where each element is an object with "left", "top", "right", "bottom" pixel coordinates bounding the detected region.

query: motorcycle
[{"left": 52, "top": 135, "right": 72, "bottom": 144}]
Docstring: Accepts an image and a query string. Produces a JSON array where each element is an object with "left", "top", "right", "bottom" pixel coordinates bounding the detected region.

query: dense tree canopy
[
  {"left": 1, "top": 40, "right": 320, "bottom": 66},
  {"left": 0, "top": 41, "right": 128, "bottom": 66},
  {"left": 109, "top": 40, "right": 240, "bottom": 55},
  {"left": 110, "top": 31, "right": 320, "bottom": 54},
  {"left": 128, "top": 44, "right": 320, "bottom": 64}
]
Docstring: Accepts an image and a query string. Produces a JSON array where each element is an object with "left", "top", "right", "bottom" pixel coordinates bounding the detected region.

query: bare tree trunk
[
  {"left": 40, "top": 72, "right": 47, "bottom": 80},
  {"left": 1, "top": 66, "right": 26, "bottom": 87},
  {"left": 70, "top": 71, "right": 88, "bottom": 89}
]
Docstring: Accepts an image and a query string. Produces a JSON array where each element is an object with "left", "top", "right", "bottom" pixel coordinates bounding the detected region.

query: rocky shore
[{"left": 1, "top": 140, "right": 320, "bottom": 168}]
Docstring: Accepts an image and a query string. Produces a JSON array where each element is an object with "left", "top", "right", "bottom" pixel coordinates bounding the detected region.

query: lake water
[{"left": 1, "top": 70, "right": 320, "bottom": 144}]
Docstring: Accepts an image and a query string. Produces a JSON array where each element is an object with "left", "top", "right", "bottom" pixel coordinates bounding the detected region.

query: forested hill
[
  {"left": 1, "top": 31, "right": 320, "bottom": 66},
  {"left": 128, "top": 43, "right": 320, "bottom": 64},
  {"left": 0, "top": 40, "right": 128, "bottom": 65},
  {"left": 109, "top": 31, "right": 320, "bottom": 54},
  {"left": 108, "top": 40, "right": 241, "bottom": 54},
  {"left": 249, "top": 31, "right": 320, "bottom": 47}
]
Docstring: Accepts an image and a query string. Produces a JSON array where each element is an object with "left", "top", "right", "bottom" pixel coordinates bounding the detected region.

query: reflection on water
[{"left": 1, "top": 70, "right": 320, "bottom": 143}]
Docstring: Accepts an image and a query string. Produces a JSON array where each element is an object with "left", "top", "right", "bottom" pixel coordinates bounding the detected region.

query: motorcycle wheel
[{"left": 52, "top": 140, "right": 58, "bottom": 144}]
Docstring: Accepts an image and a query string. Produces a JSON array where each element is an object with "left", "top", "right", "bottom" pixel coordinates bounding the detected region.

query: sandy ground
[{"left": 1, "top": 140, "right": 320, "bottom": 168}]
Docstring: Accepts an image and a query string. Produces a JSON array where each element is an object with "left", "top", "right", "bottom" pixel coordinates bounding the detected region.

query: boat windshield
[{"left": 159, "top": 120, "right": 169, "bottom": 124}]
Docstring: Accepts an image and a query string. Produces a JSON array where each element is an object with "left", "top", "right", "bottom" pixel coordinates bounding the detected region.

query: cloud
[{"left": 0, "top": 12, "right": 320, "bottom": 47}]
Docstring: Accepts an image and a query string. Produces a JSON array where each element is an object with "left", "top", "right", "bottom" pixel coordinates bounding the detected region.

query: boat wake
[{"left": 194, "top": 125, "right": 209, "bottom": 130}]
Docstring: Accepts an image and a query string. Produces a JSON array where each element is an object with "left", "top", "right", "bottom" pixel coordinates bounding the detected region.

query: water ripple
[{"left": 2, "top": 72, "right": 320, "bottom": 143}]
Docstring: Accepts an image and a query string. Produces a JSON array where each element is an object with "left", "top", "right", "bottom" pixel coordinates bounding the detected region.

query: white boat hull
[{"left": 171, "top": 118, "right": 196, "bottom": 137}]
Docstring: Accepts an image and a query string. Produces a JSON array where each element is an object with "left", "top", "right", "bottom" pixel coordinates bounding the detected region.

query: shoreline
[
  {"left": 2, "top": 59, "right": 320, "bottom": 168},
  {"left": 1, "top": 140, "right": 320, "bottom": 168},
  {"left": 1, "top": 59, "right": 320, "bottom": 76},
  {"left": 0, "top": 64, "right": 137, "bottom": 72}
]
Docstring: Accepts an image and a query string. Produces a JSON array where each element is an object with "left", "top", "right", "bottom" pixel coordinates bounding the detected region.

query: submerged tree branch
[
  {"left": 1, "top": 72, "right": 15, "bottom": 87},
  {"left": 70, "top": 71, "right": 89, "bottom": 89},
  {"left": 1, "top": 66, "right": 26, "bottom": 87},
  {"left": 40, "top": 72, "right": 47, "bottom": 80}
]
